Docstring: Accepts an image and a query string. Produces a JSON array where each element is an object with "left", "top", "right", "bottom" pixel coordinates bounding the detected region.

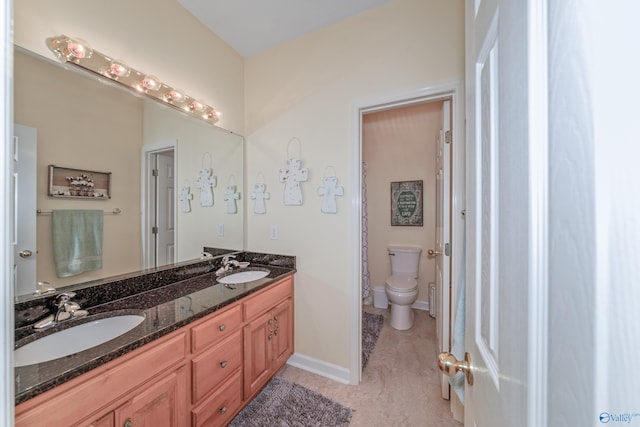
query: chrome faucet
[
  {"left": 34, "top": 292, "right": 88, "bottom": 329},
  {"left": 53, "top": 293, "right": 76, "bottom": 322},
  {"left": 215, "top": 255, "right": 240, "bottom": 276}
]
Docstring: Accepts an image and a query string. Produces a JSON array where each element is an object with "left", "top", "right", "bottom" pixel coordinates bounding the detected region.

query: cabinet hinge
[
  {"left": 445, "top": 243, "right": 451, "bottom": 256},
  {"left": 445, "top": 130, "right": 452, "bottom": 144},
  {"left": 152, "top": 168, "right": 159, "bottom": 177},
  {"left": 152, "top": 226, "right": 158, "bottom": 234}
]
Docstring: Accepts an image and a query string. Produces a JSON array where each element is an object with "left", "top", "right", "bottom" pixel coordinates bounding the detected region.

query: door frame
[
  {"left": 141, "top": 142, "right": 177, "bottom": 269},
  {"left": 350, "top": 81, "right": 465, "bottom": 385}
]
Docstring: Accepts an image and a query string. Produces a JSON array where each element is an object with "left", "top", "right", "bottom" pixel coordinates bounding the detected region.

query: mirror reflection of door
[
  {"left": 13, "top": 124, "right": 38, "bottom": 296},
  {"left": 147, "top": 149, "right": 175, "bottom": 268}
]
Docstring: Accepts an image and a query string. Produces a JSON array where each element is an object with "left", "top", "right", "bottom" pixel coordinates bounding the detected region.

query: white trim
[
  {"left": 527, "top": 0, "right": 549, "bottom": 425},
  {"left": 2, "top": 0, "right": 14, "bottom": 422},
  {"left": 350, "top": 81, "right": 465, "bottom": 387},
  {"left": 286, "top": 353, "right": 351, "bottom": 384},
  {"left": 141, "top": 141, "right": 177, "bottom": 269},
  {"left": 412, "top": 300, "right": 430, "bottom": 311},
  {"left": 348, "top": 98, "right": 363, "bottom": 385}
]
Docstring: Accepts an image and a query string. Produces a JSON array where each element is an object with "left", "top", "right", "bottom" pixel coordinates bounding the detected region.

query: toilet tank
[{"left": 388, "top": 246, "right": 422, "bottom": 278}]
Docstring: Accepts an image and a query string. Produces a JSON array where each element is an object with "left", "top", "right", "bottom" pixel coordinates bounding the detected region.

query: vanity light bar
[{"left": 46, "top": 35, "right": 220, "bottom": 124}]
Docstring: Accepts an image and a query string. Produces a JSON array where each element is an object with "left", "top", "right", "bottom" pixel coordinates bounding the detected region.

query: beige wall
[
  {"left": 14, "top": 51, "right": 143, "bottom": 286},
  {"left": 363, "top": 101, "right": 444, "bottom": 304},
  {"left": 14, "top": 0, "right": 245, "bottom": 135},
  {"left": 245, "top": 0, "right": 464, "bottom": 374}
]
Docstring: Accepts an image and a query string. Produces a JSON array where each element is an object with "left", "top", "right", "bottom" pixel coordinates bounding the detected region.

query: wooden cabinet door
[
  {"left": 85, "top": 412, "right": 115, "bottom": 427},
  {"left": 243, "top": 311, "right": 273, "bottom": 399},
  {"left": 271, "top": 299, "right": 293, "bottom": 370},
  {"left": 115, "top": 367, "right": 188, "bottom": 427}
]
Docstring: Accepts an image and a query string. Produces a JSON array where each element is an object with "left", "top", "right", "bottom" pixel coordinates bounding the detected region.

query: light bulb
[
  {"left": 65, "top": 38, "right": 92, "bottom": 60},
  {"left": 165, "top": 89, "right": 185, "bottom": 103},
  {"left": 106, "top": 59, "right": 130, "bottom": 78},
  {"left": 140, "top": 75, "right": 161, "bottom": 91},
  {"left": 188, "top": 99, "right": 205, "bottom": 112},
  {"left": 203, "top": 108, "right": 219, "bottom": 120}
]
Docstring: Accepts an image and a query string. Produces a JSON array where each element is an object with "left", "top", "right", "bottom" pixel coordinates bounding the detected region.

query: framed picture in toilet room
[{"left": 390, "top": 180, "right": 423, "bottom": 226}]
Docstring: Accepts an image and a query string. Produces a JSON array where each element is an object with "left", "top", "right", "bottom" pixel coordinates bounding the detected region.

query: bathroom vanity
[{"left": 13, "top": 252, "right": 295, "bottom": 427}]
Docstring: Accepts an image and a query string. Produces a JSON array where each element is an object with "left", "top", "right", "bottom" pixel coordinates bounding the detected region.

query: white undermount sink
[
  {"left": 14, "top": 313, "right": 146, "bottom": 367},
  {"left": 217, "top": 269, "right": 270, "bottom": 285}
]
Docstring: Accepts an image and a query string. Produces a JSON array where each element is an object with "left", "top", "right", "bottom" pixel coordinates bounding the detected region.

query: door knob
[
  {"left": 19, "top": 250, "right": 33, "bottom": 258},
  {"left": 427, "top": 249, "right": 441, "bottom": 256},
  {"left": 437, "top": 352, "right": 474, "bottom": 385}
]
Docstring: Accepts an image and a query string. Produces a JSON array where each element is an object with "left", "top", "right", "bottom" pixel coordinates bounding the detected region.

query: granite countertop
[{"left": 14, "top": 255, "right": 295, "bottom": 405}]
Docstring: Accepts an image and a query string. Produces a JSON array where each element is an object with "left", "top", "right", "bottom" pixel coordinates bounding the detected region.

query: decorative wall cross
[
  {"left": 317, "top": 175, "right": 344, "bottom": 214},
  {"left": 279, "top": 158, "right": 309, "bottom": 206}
]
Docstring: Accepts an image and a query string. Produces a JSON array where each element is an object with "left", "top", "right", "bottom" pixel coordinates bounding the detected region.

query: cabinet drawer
[
  {"left": 191, "top": 304, "right": 241, "bottom": 352},
  {"left": 191, "top": 330, "right": 242, "bottom": 403},
  {"left": 191, "top": 370, "right": 242, "bottom": 427},
  {"left": 243, "top": 276, "right": 292, "bottom": 320}
]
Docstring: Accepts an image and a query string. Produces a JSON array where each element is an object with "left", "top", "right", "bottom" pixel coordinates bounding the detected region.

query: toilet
[{"left": 385, "top": 246, "right": 421, "bottom": 330}]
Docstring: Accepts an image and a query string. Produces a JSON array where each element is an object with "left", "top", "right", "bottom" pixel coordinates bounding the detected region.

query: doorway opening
[
  {"left": 142, "top": 145, "right": 176, "bottom": 269},
  {"left": 353, "top": 83, "right": 465, "bottom": 394}
]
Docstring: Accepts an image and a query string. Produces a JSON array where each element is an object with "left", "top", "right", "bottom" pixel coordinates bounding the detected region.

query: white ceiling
[{"left": 177, "top": 0, "right": 393, "bottom": 57}]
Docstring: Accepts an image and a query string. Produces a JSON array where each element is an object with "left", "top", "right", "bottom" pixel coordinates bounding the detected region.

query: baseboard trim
[
  {"left": 412, "top": 300, "right": 429, "bottom": 311},
  {"left": 286, "top": 353, "right": 352, "bottom": 384}
]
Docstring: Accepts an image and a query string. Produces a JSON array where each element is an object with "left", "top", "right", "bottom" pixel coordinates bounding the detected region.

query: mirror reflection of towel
[{"left": 52, "top": 210, "right": 103, "bottom": 278}]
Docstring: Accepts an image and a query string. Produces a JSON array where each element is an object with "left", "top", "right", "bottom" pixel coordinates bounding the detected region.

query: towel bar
[{"left": 36, "top": 208, "right": 122, "bottom": 215}]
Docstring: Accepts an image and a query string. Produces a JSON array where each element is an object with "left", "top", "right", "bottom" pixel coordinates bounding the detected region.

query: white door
[
  {"left": 142, "top": 145, "right": 176, "bottom": 269},
  {"left": 155, "top": 151, "right": 175, "bottom": 267},
  {"left": 462, "top": 0, "right": 540, "bottom": 424},
  {"left": 433, "top": 100, "right": 452, "bottom": 400},
  {"left": 13, "top": 124, "right": 37, "bottom": 296}
]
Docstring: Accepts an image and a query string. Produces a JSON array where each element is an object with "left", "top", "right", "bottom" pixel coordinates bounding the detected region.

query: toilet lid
[{"left": 385, "top": 276, "right": 417, "bottom": 292}]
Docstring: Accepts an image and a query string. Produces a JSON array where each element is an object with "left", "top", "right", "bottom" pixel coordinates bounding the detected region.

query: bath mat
[
  {"left": 362, "top": 311, "right": 384, "bottom": 369},
  {"left": 229, "top": 376, "right": 352, "bottom": 427}
]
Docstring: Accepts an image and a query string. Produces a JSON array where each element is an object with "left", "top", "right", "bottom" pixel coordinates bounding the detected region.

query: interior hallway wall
[{"left": 363, "top": 101, "right": 443, "bottom": 306}]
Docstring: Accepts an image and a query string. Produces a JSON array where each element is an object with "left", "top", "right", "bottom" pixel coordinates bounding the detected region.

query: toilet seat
[{"left": 385, "top": 276, "right": 417, "bottom": 293}]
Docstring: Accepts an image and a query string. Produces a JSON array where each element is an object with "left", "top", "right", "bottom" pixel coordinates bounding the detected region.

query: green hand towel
[{"left": 52, "top": 210, "right": 104, "bottom": 278}]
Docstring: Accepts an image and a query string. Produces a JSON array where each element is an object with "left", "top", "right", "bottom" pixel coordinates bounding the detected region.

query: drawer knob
[
  {"left": 220, "top": 360, "right": 228, "bottom": 368},
  {"left": 220, "top": 406, "right": 227, "bottom": 414},
  {"left": 124, "top": 419, "right": 132, "bottom": 427},
  {"left": 219, "top": 324, "right": 226, "bottom": 332}
]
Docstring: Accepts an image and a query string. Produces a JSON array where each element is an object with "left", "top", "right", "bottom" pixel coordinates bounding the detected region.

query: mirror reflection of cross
[
  {"left": 224, "top": 185, "right": 240, "bottom": 214},
  {"left": 279, "top": 158, "right": 308, "bottom": 206},
  {"left": 250, "top": 183, "right": 270, "bottom": 214},
  {"left": 179, "top": 186, "right": 193, "bottom": 213},
  {"left": 195, "top": 168, "right": 217, "bottom": 207}
]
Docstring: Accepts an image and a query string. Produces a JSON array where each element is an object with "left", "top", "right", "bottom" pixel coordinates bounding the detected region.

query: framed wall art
[
  {"left": 48, "top": 165, "right": 111, "bottom": 199},
  {"left": 390, "top": 180, "right": 423, "bottom": 226}
]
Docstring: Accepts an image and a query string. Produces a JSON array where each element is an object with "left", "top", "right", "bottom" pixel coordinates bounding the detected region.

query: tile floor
[{"left": 277, "top": 306, "right": 464, "bottom": 427}]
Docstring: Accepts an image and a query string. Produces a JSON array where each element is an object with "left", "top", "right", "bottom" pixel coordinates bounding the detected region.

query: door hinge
[
  {"left": 152, "top": 226, "right": 158, "bottom": 234},
  {"left": 152, "top": 168, "right": 159, "bottom": 177},
  {"left": 445, "top": 243, "right": 451, "bottom": 256},
  {"left": 445, "top": 130, "right": 452, "bottom": 144}
]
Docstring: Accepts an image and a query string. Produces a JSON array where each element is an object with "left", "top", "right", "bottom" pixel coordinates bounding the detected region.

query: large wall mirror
[{"left": 14, "top": 47, "right": 244, "bottom": 300}]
